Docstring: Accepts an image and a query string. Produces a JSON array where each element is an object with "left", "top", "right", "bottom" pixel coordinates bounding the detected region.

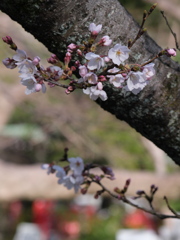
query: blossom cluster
[
  {"left": 2, "top": 23, "right": 176, "bottom": 101},
  {"left": 42, "top": 157, "right": 84, "bottom": 193},
  {"left": 41, "top": 156, "right": 115, "bottom": 194}
]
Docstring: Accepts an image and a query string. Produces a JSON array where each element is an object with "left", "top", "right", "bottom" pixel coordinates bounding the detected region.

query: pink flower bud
[
  {"left": 98, "top": 75, "right": 106, "bottom": 82},
  {"left": 35, "top": 83, "right": 42, "bottom": 92},
  {"left": 75, "top": 60, "right": 80, "bottom": 67},
  {"left": 65, "top": 89, "right": 71, "bottom": 94},
  {"left": 2, "top": 36, "right": 13, "bottom": 44},
  {"left": 68, "top": 43, "right": 77, "bottom": 50},
  {"left": 71, "top": 66, "right": 76, "bottom": 71},
  {"left": 166, "top": 48, "right": 176, "bottom": 57},
  {"left": 32, "top": 56, "right": 41, "bottom": 65},
  {"left": 104, "top": 56, "right": 110, "bottom": 62},
  {"left": 47, "top": 54, "right": 58, "bottom": 64},
  {"left": 122, "top": 73, "right": 127, "bottom": 78},
  {"left": 64, "top": 52, "right": 71, "bottom": 65},
  {"left": 77, "top": 49, "right": 82, "bottom": 56}
]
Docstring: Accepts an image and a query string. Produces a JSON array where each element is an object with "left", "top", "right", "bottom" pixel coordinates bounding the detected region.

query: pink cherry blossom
[
  {"left": 100, "top": 35, "right": 112, "bottom": 46},
  {"left": 89, "top": 23, "right": 102, "bottom": 35},
  {"left": 108, "top": 74, "right": 125, "bottom": 88},
  {"left": 13, "top": 49, "right": 27, "bottom": 65},
  {"left": 126, "top": 71, "right": 147, "bottom": 94},
  {"left": 83, "top": 83, "right": 107, "bottom": 101},
  {"left": 79, "top": 65, "right": 88, "bottom": 77},
  {"left": 108, "top": 44, "right": 130, "bottom": 65},
  {"left": 85, "top": 52, "right": 104, "bottom": 70},
  {"left": 143, "top": 63, "right": 155, "bottom": 80},
  {"left": 84, "top": 72, "right": 98, "bottom": 84}
]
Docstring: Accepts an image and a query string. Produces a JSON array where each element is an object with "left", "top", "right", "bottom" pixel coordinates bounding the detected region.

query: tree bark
[{"left": 0, "top": 0, "right": 180, "bottom": 165}]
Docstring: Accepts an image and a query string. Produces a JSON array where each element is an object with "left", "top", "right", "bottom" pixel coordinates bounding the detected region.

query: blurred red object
[
  {"left": 123, "top": 209, "right": 156, "bottom": 230},
  {"left": 9, "top": 201, "right": 22, "bottom": 222},
  {"left": 32, "top": 200, "right": 54, "bottom": 238},
  {"left": 59, "top": 220, "right": 80, "bottom": 238}
]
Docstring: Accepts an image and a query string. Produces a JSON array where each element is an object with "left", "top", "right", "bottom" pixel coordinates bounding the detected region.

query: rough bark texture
[{"left": 0, "top": 0, "right": 180, "bottom": 165}]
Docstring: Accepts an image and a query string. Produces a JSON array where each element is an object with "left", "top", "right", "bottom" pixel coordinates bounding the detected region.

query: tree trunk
[{"left": 0, "top": 0, "right": 180, "bottom": 165}]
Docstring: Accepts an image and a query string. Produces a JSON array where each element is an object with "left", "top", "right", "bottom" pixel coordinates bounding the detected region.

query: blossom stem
[{"left": 44, "top": 78, "right": 69, "bottom": 88}]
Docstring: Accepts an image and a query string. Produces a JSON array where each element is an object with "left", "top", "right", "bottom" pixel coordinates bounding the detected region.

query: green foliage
[
  {"left": 79, "top": 204, "right": 125, "bottom": 240},
  {"left": 5, "top": 94, "right": 154, "bottom": 169}
]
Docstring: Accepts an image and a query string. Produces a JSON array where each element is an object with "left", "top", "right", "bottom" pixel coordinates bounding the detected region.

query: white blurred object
[
  {"left": 159, "top": 217, "right": 180, "bottom": 240},
  {"left": 13, "top": 223, "right": 44, "bottom": 240},
  {"left": 116, "top": 229, "right": 161, "bottom": 240},
  {"left": 73, "top": 194, "right": 102, "bottom": 209}
]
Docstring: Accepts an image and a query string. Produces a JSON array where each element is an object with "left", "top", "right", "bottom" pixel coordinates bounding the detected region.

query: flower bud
[
  {"left": 98, "top": 75, "right": 107, "bottom": 82},
  {"left": 32, "top": 56, "right": 41, "bottom": 65},
  {"left": 35, "top": 83, "right": 42, "bottom": 92},
  {"left": 166, "top": 48, "right": 176, "bottom": 57},
  {"left": 68, "top": 43, "right": 77, "bottom": 50}
]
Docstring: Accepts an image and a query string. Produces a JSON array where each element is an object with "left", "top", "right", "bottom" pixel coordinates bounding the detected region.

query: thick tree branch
[{"left": 0, "top": 0, "right": 180, "bottom": 165}]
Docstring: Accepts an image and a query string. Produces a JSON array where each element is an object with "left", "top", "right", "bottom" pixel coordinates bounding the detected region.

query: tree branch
[{"left": 0, "top": 0, "right": 180, "bottom": 165}]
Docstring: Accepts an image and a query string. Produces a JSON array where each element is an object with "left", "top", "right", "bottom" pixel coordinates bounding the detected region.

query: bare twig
[
  {"left": 91, "top": 178, "right": 180, "bottom": 219},
  {"left": 161, "top": 11, "right": 180, "bottom": 50},
  {"left": 164, "top": 196, "right": 180, "bottom": 218}
]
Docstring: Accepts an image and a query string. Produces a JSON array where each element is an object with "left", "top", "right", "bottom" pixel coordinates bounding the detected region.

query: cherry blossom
[
  {"left": 21, "top": 77, "right": 37, "bottom": 95},
  {"left": 2, "top": 58, "right": 16, "bottom": 69},
  {"left": 13, "top": 49, "right": 27, "bottom": 65},
  {"left": 48, "top": 66, "right": 63, "bottom": 80},
  {"left": 79, "top": 65, "right": 88, "bottom": 77},
  {"left": 83, "top": 72, "right": 98, "bottom": 84},
  {"left": 85, "top": 52, "right": 105, "bottom": 70},
  {"left": 108, "top": 44, "right": 130, "bottom": 65},
  {"left": 100, "top": 36, "right": 112, "bottom": 46},
  {"left": 89, "top": 23, "right": 102, "bottom": 35},
  {"left": 126, "top": 71, "right": 147, "bottom": 94},
  {"left": 63, "top": 174, "right": 84, "bottom": 193},
  {"left": 53, "top": 165, "right": 66, "bottom": 184},
  {"left": 19, "top": 60, "right": 37, "bottom": 79},
  {"left": 108, "top": 74, "right": 125, "bottom": 88},
  {"left": 68, "top": 157, "right": 84, "bottom": 176},
  {"left": 142, "top": 63, "right": 155, "bottom": 80},
  {"left": 41, "top": 163, "right": 57, "bottom": 175},
  {"left": 83, "top": 82, "right": 107, "bottom": 101}
]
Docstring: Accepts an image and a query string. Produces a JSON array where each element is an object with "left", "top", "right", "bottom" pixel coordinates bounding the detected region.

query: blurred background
[{"left": 0, "top": 0, "right": 180, "bottom": 239}]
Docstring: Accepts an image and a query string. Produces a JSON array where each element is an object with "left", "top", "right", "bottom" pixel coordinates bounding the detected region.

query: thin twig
[
  {"left": 92, "top": 179, "right": 180, "bottom": 219},
  {"left": 164, "top": 196, "right": 180, "bottom": 218},
  {"left": 161, "top": 11, "right": 180, "bottom": 50},
  {"left": 44, "top": 78, "right": 69, "bottom": 88}
]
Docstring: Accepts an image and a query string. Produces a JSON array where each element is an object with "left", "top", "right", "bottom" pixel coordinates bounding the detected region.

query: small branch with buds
[
  {"left": 89, "top": 177, "right": 180, "bottom": 220},
  {"left": 128, "top": 3, "right": 157, "bottom": 49}
]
